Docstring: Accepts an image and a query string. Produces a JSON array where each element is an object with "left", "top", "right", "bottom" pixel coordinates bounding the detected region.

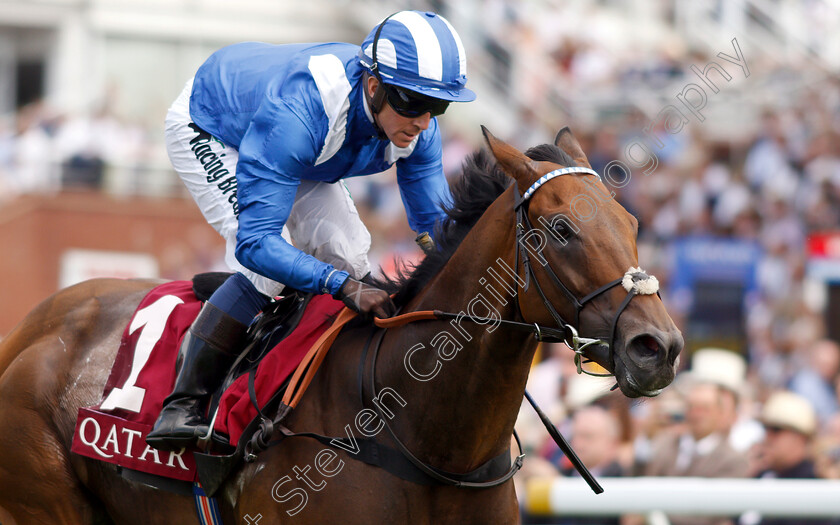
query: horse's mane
[{"left": 376, "top": 143, "right": 576, "bottom": 306}]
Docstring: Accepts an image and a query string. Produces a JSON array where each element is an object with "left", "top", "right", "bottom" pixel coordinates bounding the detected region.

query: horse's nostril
[{"left": 633, "top": 334, "right": 661, "bottom": 359}]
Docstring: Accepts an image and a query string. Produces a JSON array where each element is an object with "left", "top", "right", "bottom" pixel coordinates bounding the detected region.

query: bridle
[
  {"left": 370, "top": 165, "right": 663, "bottom": 375},
  {"left": 239, "top": 164, "right": 663, "bottom": 491},
  {"left": 355, "top": 164, "right": 662, "bottom": 489},
  {"left": 511, "top": 166, "right": 660, "bottom": 376}
]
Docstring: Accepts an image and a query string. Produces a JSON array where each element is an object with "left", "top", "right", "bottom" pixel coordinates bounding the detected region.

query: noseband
[{"left": 513, "top": 166, "right": 660, "bottom": 376}]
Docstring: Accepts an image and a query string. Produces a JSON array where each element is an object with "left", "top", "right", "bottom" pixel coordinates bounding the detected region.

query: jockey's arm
[
  {"left": 234, "top": 100, "right": 349, "bottom": 296},
  {"left": 396, "top": 118, "right": 453, "bottom": 240}
]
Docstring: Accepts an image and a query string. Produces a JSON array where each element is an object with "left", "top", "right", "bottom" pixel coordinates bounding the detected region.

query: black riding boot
[{"left": 146, "top": 302, "right": 247, "bottom": 451}]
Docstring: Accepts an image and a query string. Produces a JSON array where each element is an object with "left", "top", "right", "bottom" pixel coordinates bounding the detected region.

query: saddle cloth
[{"left": 70, "top": 280, "right": 345, "bottom": 482}]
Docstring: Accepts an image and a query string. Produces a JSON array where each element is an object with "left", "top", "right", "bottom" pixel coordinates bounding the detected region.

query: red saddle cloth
[
  {"left": 213, "top": 293, "right": 345, "bottom": 444},
  {"left": 70, "top": 280, "right": 344, "bottom": 482}
]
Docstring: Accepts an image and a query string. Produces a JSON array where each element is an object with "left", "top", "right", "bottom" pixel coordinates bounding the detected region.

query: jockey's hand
[{"left": 334, "top": 278, "right": 396, "bottom": 319}]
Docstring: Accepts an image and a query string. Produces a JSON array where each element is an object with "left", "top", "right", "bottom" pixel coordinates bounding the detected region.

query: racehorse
[{"left": 0, "top": 128, "right": 682, "bottom": 524}]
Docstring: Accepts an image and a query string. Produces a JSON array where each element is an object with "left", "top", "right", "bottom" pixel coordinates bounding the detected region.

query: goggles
[{"left": 383, "top": 83, "right": 449, "bottom": 118}]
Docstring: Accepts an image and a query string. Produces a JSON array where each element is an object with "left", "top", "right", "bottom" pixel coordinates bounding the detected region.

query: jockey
[{"left": 147, "top": 11, "right": 476, "bottom": 450}]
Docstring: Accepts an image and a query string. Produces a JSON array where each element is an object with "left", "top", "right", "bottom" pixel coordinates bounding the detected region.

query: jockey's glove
[{"left": 334, "top": 277, "right": 396, "bottom": 319}]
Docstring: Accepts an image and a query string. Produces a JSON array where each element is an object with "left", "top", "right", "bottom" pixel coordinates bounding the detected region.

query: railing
[{"left": 524, "top": 476, "right": 840, "bottom": 519}]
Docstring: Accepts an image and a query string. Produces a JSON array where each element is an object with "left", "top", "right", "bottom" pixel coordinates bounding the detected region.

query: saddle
[
  {"left": 72, "top": 274, "right": 523, "bottom": 501},
  {"left": 71, "top": 273, "right": 352, "bottom": 496}
]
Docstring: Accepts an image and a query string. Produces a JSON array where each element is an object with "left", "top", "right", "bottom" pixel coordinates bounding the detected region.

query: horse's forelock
[{"left": 523, "top": 144, "right": 577, "bottom": 167}]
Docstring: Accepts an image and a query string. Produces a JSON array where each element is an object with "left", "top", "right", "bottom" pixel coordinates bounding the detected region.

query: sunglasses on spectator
[
  {"left": 763, "top": 424, "right": 793, "bottom": 434},
  {"left": 383, "top": 84, "right": 449, "bottom": 118}
]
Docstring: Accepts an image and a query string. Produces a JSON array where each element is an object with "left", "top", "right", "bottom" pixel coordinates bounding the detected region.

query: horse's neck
[{"left": 380, "top": 189, "right": 538, "bottom": 470}]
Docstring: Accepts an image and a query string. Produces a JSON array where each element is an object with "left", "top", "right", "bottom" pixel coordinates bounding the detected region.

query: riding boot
[{"left": 146, "top": 302, "right": 247, "bottom": 451}]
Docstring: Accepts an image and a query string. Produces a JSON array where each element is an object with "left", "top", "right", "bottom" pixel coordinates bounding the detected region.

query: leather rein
[
  {"left": 250, "top": 166, "right": 660, "bottom": 491},
  {"left": 377, "top": 166, "right": 661, "bottom": 377},
  {"left": 352, "top": 166, "right": 661, "bottom": 490}
]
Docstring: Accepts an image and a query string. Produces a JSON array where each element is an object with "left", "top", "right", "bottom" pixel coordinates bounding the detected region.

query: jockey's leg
[
  {"left": 146, "top": 273, "right": 265, "bottom": 451},
  {"left": 285, "top": 179, "right": 372, "bottom": 280},
  {"left": 150, "top": 78, "right": 279, "bottom": 450}
]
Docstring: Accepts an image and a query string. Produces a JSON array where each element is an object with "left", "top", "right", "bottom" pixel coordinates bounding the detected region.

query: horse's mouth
[
  {"left": 612, "top": 358, "right": 674, "bottom": 398},
  {"left": 610, "top": 330, "right": 680, "bottom": 398},
  {"left": 620, "top": 372, "right": 665, "bottom": 398},
  {"left": 573, "top": 333, "right": 677, "bottom": 398}
]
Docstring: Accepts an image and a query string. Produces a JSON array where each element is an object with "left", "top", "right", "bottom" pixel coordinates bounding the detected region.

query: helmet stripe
[
  {"left": 391, "top": 11, "right": 443, "bottom": 82},
  {"left": 438, "top": 16, "right": 467, "bottom": 78},
  {"left": 358, "top": 10, "right": 475, "bottom": 101},
  {"left": 364, "top": 39, "right": 398, "bottom": 72}
]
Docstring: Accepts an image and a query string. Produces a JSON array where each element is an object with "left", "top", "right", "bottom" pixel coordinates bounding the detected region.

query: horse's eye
[{"left": 542, "top": 215, "right": 578, "bottom": 244}]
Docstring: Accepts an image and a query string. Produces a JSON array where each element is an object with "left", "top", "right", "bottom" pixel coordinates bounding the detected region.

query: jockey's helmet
[{"left": 359, "top": 11, "right": 476, "bottom": 118}]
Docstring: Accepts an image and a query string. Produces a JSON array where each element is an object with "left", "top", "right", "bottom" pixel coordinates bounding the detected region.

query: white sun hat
[
  {"left": 761, "top": 391, "right": 817, "bottom": 436},
  {"left": 687, "top": 347, "right": 747, "bottom": 394}
]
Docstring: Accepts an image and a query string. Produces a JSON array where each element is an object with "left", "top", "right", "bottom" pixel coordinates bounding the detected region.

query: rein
[
  {"left": 240, "top": 165, "right": 660, "bottom": 493},
  {"left": 376, "top": 165, "right": 661, "bottom": 379},
  {"left": 365, "top": 326, "right": 525, "bottom": 489}
]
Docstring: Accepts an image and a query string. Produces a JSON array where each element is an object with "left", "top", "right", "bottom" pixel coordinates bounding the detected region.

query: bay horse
[{"left": 0, "top": 128, "right": 682, "bottom": 524}]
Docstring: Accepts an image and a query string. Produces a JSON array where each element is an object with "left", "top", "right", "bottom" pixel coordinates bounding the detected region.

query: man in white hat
[
  {"left": 640, "top": 381, "right": 749, "bottom": 525},
  {"left": 743, "top": 391, "right": 832, "bottom": 525},
  {"left": 689, "top": 348, "right": 763, "bottom": 452}
]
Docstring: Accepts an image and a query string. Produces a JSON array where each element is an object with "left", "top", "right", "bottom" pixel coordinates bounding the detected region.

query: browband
[{"left": 521, "top": 166, "right": 600, "bottom": 201}]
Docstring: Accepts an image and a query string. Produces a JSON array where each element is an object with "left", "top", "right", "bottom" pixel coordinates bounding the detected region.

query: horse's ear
[
  {"left": 481, "top": 126, "right": 538, "bottom": 190},
  {"left": 554, "top": 127, "right": 592, "bottom": 169}
]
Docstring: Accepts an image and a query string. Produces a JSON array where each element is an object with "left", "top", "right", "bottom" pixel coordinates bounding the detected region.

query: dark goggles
[{"left": 383, "top": 83, "right": 450, "bottom": 118}]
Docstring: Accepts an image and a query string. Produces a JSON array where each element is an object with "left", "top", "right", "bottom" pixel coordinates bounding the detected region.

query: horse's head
[{"left": 483, "top": 127, "right": 683, "bottom": 398}]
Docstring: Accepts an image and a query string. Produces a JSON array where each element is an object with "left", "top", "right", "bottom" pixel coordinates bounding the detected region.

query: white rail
[{"left": 524, "top": 476, "right": 840, "bottom": 518}]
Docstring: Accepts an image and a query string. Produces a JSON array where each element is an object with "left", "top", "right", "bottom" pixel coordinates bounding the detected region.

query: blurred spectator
[
  {"left": 547, "top": 406, "right": 624, "bottom": 525},
  {"left": 743, "top": 111, "right": 798, "bottom": 197},
  {"left": 11, "top": 101, "right": 57, "bottom": 195},
  {"left": 561, "top": 406, "right": 624, "bottom": 479},
  {"left": 635, "top": 382, "right": 749, "bottom": 525},
  {"left": 814, "top": 412, "right": 840, "bottom": 481},
  {"left": 788, "top": 339, "right": 840, "bottom": 422},
  {"left": 631, "top": 387, "right": 688, "bottom": 473},
  {"left": 521, "top": 402, "right": 625, "bottom": 525},
  {"left": 686, "top": 348, "right": 764, "bottom": 453},
  {"left": 740, "top": 391, "right": 834, "bottom": 525}
]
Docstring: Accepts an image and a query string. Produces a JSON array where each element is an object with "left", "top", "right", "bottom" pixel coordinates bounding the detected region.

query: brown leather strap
[
  {"left": 281, "top": 308, "right": 439, "bottom": 409},
  {"left": 282, "top": 307, "right": 358, "bottom": 408},
  {"left": 373, "top": 310, "right": 438, "bottom": 328}
]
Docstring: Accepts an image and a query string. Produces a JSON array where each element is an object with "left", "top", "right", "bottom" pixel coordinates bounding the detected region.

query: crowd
[
  {"left": 2, "top": 2, "right": 840, "bottom": 522},
  {"left": 0, "top": 99, "right": 177, "bottom": 203},
  {"left": 450, "top": 1, "right": 840, "bottom": 524}
]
